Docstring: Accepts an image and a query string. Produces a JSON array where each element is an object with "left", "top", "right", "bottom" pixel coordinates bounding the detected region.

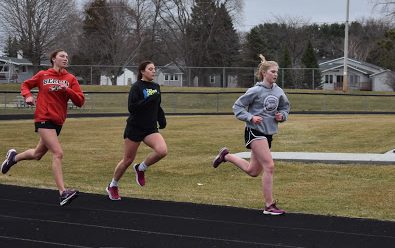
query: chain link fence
[
  {"left": 1, "top": 91, "right": 395, "bottom": 115},
  {"left": 64, "top": 65, "right": 322, "bottom": 90}
]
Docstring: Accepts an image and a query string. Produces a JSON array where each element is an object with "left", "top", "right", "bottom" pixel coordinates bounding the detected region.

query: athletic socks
[
  {"left": 110, "top": 179, "right": 119, "bottom": 187},
  {"left": 138, "top": 162, "right": 148, "bottom": 171}
]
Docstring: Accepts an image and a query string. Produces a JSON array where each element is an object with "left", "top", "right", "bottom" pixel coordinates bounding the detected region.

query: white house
[
  {"left": 0, "top": 55, "right": 50, "bottom": 83},
  {"left": 100, "top": 68, "right": 136, "bottom": 86},
  {"left": 156, "top": 62, "right": 184, "bottom": 87},
  {"left": 319, "top": 57, "right": 394, "bottom": 91},
  {"left": 370, "top": 70, "right": 395, "bottom": 92}
]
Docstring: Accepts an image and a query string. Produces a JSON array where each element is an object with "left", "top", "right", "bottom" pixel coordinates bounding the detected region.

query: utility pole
[{"left": 343, "top": 0, "right": 350, "bottom": 92}]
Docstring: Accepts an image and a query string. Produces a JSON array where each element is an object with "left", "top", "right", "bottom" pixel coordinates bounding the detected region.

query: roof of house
[
  {"left": 321, "top": 64, "right": 371, "bottom": 75},
  {"left": 319, "top": 57, "right": 386, "bottom": 75},
  {"left": 370, "top": 69, "right": 394, "bottom": 78},
  {"left": 158, "top": 62, "right": 184, "bottom": 74},
  {"left": 0, "top": 56, "right": 50, "bottom": 66}
]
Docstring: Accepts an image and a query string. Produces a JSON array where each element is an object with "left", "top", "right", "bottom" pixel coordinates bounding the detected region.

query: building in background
[{"left": 320, "top": 57, "right": 394, "bottom": 92}]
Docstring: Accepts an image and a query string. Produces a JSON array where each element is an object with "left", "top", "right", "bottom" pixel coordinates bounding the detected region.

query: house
[
  {"left": 319, "top": 57, "right": 394, "bottom": 91},
  {"left": 370, "top": 70, "right": 395, "bottom": 92},
  {"left": 156, "top": 62, "right": 184, "bottom": 87},
  {"left": 100, "top": 68, "right": 135, "bottom": 86},
  {"left": 0, "top": 54, "right": 50, "bottom": 83}
]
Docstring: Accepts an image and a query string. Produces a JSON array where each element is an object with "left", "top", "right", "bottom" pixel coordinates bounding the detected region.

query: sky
[
  {"left": 0, "top": 0, "right": 385, "bottom": 56},
  {"left": 237, "top": 0, "right": 383, "bottom": 31}
]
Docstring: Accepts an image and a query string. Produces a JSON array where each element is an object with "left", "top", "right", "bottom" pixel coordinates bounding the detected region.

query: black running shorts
[
  {"left": 35, "top": 121, "right": 63, "bottom": 136},
  {"left": 244, "top": 127, "right": 272, "bottom": 149},
  {"left": 124, "top": 125, "right": 158, "bottom": 142}
]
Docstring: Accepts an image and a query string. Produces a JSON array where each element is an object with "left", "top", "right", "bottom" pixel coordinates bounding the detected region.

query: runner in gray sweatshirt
[
  {"left": 233, "top": 81, "right": 290, "bottom": 136},
  {"left": 213, "top": 54, "right": 290, "bottom": 215}
]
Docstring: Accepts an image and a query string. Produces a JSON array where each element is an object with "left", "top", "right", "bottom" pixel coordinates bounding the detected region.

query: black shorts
[
  {"left": 124, "top": 125, "right": 158, "bottom": 142},
  {"left": 244, "top": 127, "right": 272, "bottom": 149},
  {"left": 35, "top": 121, "right": 62, "bottom": 136}
]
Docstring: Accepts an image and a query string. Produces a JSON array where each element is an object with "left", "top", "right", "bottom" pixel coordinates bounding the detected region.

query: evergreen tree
[
  {"left": 301, "top": 40, "right": 321, "bottom": 89},
  {"left": 3, "top": 36, "right": 19, "bottom": 57},
  {"left": 76, "top": 0, "right": 137, "bottom": 85},
  {"left": 185, "top": 0, "right": 240, "bottom": 86},
  {"left": 370, "top": 28, "right": 395, "bottom": 71},
  {"left": 279, "top": 46, "right": 292, "bottom": 88}
]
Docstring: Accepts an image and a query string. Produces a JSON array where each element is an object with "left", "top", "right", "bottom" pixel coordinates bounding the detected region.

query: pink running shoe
[
  {"left": 134, "top": 164, "right": 145, "bottom": 186},
  {"left": 106, "top": 185, "right": 121, "bottom": 200},
  {"left": 212, "top": 147, "right": 229, "bottom": 168},
  {"left": 263, "top": 202, "right": 286, "bottom": 215}
]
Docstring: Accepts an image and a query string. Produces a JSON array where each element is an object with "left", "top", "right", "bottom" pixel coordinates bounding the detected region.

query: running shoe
[
  {"left": 59, "top": 189, "right": 79, "bottom": 206},
  {"left": 134, "top": 164, "right": 145, "bottom": 186},
  {"left": 1, "top": 149, "right": 17, "bottom": 174},
  {"left": 263, "top": 202, "right": 286, "bottom": 215},
  {"left": 212, "top": 147, "right": 229, "bottom": 168},
  {"left": 106, "top": 185, "right": 121, "bottom": 200}
]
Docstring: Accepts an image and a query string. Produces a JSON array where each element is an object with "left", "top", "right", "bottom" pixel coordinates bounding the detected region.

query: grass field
[{"left": 1, "top": 115, "right": 394, "bottom": 221}]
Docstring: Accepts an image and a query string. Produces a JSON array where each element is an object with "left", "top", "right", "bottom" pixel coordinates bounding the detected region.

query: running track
[{"left": 0, "top": 184, "right": 393, "bottom": 248}]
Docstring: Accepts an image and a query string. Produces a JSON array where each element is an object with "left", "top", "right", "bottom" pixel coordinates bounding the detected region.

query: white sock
[
  {"left": 110, "top": 179, "right": 118, "bottom": 187},
  {"left": 138, "top": 162, "right": 148, "bottom": 171}
]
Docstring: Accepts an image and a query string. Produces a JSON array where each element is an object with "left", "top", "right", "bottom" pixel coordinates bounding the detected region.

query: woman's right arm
[
  {"left": 232, "top": 88, "right": 256, "bottom": 123},
  {"left": 21, "top": 71, "right": 42, "bottom": 105}
]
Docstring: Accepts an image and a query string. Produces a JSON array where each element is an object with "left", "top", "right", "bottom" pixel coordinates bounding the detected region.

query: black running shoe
[
  {"left": 59, "top": 189, "right": 79, "bottom": 206},
  {"left": 1, "top": 149, "right": 17, "bottom": 174}
]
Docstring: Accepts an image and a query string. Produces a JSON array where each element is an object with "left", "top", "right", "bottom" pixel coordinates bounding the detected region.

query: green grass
[{"left": 1, "top": 115, "right": 394, "bottom": 221}]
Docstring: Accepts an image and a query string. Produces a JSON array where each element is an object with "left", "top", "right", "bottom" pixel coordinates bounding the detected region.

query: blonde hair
[{"left": 256, "top": 54, "right": 278, "bottom": 81}]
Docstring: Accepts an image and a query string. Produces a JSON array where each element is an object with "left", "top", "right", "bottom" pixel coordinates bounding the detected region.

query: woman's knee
[
  {"left": 123, "top": 157, "right": 134, "bottom": 166},
  {"left": 155, "top": 146, "right": 168, "bottom": 158},
  {"left": 264, "top": 162, "right": 275, "bottom": 174},
  {"left": 248, "top": 168, "right": 261, "bottom": 177},
  {"left": 33, "top": 150, "right": 46, "bottom": 160},
  {"left": 52, "top": 150, "right": 64, "bottom": 160}
]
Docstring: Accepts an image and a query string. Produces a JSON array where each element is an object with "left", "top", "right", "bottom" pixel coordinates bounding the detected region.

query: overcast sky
[
  {"left": 237, "top": 0, "right": 382, "bottom": 31},
  {"left": 0, "top": 0, "right": 385, "bottom": 56}
]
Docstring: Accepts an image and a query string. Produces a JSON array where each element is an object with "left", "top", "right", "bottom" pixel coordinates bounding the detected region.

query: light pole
[{"left": 343, "top": 0, "right": 350, "bottom": 92}]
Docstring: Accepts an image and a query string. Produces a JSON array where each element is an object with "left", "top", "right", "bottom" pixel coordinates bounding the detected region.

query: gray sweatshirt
[{"left": 233, "top": 82, "right": 290, "bottom": 135}]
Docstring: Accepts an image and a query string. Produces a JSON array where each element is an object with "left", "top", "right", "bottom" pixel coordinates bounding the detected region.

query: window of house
[
  {"left": 349, "top": 75, "right": 354, "bottom": 85},
  {"left": 209, "top": 75, "right": 215, "bottom": 84},
  {"left": 329, "top": 75, "right": 333, "bottom": 84},
  {"left": 165, "top": 74, "right": 179, "bottom": 81},
  {"left": 22, "top": 66, "right": 27, "bottom": 72},
  {"left": 337, "top": 75, "right": 343, "bottom": 84}
]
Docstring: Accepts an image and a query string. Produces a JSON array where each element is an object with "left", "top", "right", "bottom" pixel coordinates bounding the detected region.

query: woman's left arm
[
  {"left": 276, "top": 93, "right": 290, "bottom": 122},
  {"left": 66, "top": 77, "right": 85, "bottom": 107}
]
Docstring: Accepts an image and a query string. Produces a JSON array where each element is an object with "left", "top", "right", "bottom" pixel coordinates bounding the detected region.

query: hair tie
[{"left": 258, "top": 54, "right": 266, "bottom": 63}]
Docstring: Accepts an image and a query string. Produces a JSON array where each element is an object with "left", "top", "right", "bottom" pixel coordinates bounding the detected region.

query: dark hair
[
  {"left": 49, "top": 49, "right": 66, "bottom": 66},
  {"left": 137, "top": 60, "right": 154, "bottom": 80}
]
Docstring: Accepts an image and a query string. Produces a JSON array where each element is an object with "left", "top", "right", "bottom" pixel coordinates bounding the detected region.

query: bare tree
[
  {"left": 348, "top": 18, "right": 391, "bottom": 61},
  {"left": 0, "top": 0, "right": 77, "bottom": 66},
  {"left": 155, "top": 0, "right": 192, "bottom": 66},
  {"left": 77, "top": 0, "right": 160, "bottom": 85},
  {"left": 373, "top": 0, "right": 395, "bottom": 21}
]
